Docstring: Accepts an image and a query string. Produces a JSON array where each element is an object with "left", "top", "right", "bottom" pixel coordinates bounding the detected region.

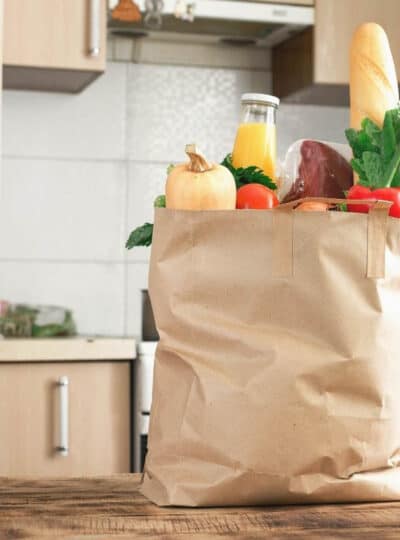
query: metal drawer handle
[
  {"left": 89, "top": 0, "right": 101, "bottom": 57},
  {"left": 56, "top": 376, "right": 69, "bottom": 456}
]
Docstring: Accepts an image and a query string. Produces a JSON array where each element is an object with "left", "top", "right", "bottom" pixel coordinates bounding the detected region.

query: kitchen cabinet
[
  {"left": 0, "top": 338, "right": 134, "bottom": 476},
  {"left": 3, "top": 0, "right": 107, "bottom": 93},
  {"left": 272, "top": 0, "right": 400, "bottom": 105}
]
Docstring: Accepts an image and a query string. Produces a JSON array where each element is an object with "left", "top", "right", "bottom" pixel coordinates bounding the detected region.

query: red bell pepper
[{"left": 347, "top": 185, "right": 400, "bottom": 218}]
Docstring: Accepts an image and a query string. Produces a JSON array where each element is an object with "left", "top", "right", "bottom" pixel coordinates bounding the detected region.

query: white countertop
[{"left": 0, "top": 337, "right": 136, "bottom": 362}]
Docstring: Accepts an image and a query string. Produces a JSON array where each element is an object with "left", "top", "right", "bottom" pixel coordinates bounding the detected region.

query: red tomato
[
  {"left": 236, "top": 184, "right": 279, "bottom": 210},
  {"left": 373, "top": 188, "right": 400, "bottom": 218},
  {"left": 347, "top": 184, "right": 400, "bottom": 217},
  {"left": 346, "top": 184, "right": 372, "bottom": 214}
]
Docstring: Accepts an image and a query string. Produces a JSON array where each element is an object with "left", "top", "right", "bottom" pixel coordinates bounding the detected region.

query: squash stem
[{"left": 185, "top": 144, "right": 212, "bottom": 173}]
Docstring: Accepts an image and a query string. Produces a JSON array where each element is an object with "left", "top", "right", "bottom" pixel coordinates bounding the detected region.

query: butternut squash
[{"left": 166, "top": 145, "right": 236, "bottom": 210}]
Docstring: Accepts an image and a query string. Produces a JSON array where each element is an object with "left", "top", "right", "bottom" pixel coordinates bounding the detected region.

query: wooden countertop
[
  {"left": 0, "top": 337, "right": 136, "bottom": 361},
  {"left": 1, "top": 474, "right": 400, "bottom": 539}
]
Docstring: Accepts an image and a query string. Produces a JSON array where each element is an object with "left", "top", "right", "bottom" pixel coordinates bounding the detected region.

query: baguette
[{"left": 350, "top": 23, "right": 398, "bottom": 130}]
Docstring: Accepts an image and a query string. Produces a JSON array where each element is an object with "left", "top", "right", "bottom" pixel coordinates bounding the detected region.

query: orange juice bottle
[{"left": 232, "top": 93, "right": 280, "bottom": 180}]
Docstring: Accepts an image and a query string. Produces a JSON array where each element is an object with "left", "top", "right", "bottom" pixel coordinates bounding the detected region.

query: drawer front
[{"left": 0, "top": 362, "right": 130, "bottom": 476}]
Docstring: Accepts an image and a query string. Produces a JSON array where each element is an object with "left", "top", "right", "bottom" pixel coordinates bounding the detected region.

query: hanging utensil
[
  {"left": 174, "top": 0, "right": 195, "bottom": 22},
  {"left": 111, "top": 0, "right": 142, "bottom": 22},
  {"left": 144, "top": 0, "right": 164, "bottom": 30}
]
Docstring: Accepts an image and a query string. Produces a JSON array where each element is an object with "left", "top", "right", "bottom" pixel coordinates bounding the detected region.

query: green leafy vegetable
[
  {"left": 154, "top": 194, "right": 166, "bottom": 208},
  {"left": 345, "top": 106, "right": 400, "bottom": 189},
  {"left": 363, "top": 151, "right": 384, "bottom": 186},
  {"left": 349, "top": 157, "right": 366, "bottom": 182},
  {"left": 345, "top": 128, "right": 377, "bottom": 160},
  {"left": 221, "top": 154, "right": 277, "bottom": 191},
  {"left": 383, "top": 146, "right": 400, "bottom": 187},
  {"left": 126, "top": 223, "right": 153, "bottom": 249},
  {"left": 125, "top": 195, "right": 165, "bottom": 249},
  {"left": 361, "top": 117, "right": 381, "bottom": 148},
  {"left": 381, "top": 112, "right": 396, "bottom": 164}
]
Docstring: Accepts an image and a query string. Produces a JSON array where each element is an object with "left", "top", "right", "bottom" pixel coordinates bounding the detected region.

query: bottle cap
[{"left": 241, "top": 93, "right": 280, "bottom": 108}]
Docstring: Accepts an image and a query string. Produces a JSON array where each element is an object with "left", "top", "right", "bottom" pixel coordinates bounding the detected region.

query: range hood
[{"left": 108, "top": 1, "right": 314, "bottom": 47}]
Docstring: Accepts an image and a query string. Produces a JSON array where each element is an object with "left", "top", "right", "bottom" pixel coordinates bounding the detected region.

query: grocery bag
[{"left": 141, "top": 197, "right": 400, "bottom": 507}]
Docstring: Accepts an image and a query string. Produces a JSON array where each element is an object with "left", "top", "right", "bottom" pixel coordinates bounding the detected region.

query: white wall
[{"left": 0, "top": 46, "right": 349, "bottom": 338}]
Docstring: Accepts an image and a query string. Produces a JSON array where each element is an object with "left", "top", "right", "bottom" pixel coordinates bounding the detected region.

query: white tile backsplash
[
  {"left": 0, "top": 261, "right": 125, "bottom": 336},
  {"left": 2, "top": 63, "right": 127, "bottom": 161},
  {"left": 278, "top": 104, "right": 349, "bottom": 159},
  {"left": 113, "top": 37, "right": 135, "bottom": 63},
  {"left": 126, "top": 63, "right": 271, "bottom": 163},
  {"left": 0, "top": 158, "right": 127, "bottom": 261},
  {"left": 0, "top": 59, "right": 349, "bottom": 337},
  {"left": 126, "top": 263, "right": 149, "bottom": 337},
  {"left": 126, "top": 161, "right": 168, "bottom": 262}
]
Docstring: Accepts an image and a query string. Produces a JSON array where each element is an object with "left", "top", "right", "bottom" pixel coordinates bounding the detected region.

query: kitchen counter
[
  {"left": 0, "top": 337, "right": 136, "bottom": 361},
  {"left": 1, "top": 474, "right": 399, "bottom": 539}
]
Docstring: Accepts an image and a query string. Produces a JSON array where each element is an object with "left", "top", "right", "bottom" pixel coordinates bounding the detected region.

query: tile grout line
[
  {"left": 0, "top": 258, "right": 149, "bottom": 265},
  {"left": 122, "top": 62, "right": 130, "bottom": 337},
  {"left": 2, "top": 154, "right": 171, "bottom": 166}
]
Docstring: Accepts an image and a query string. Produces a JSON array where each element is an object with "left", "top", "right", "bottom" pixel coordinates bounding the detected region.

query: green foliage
[
  {"left": 221, "top": 154, "right": 277, "bottom": 191},
  {"left": 126, "top": 195, "right": 165, "bottom": 249},
  {"left": 154, "top": 195, "right": 166, "bottom": 208},
  {"left": 346, "top": 106, "right": 400, "bottom": 188},
  {"left": 126, "top": 223, "right": 153, "bottom": 249}
]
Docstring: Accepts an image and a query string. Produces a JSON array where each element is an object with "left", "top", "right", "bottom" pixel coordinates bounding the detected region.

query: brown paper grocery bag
[{"left": 141, "top": 198, "right": 400, "bottom": 507}]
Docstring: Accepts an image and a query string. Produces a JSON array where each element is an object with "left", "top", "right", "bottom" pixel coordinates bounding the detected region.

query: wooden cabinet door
[
  {"left": 315, "top": 0, "right": 400, "bottom": 84},
  {"left": 3, "top": 0, "right": 106, "bottom": 72},
  {"left": 0, "top": 362, "right": 130, "bottom": 476}
]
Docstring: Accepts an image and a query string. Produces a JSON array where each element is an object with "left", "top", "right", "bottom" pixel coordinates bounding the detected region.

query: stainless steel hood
[{"left": 108, "top": 1, "right": 314, "bottom": 47}]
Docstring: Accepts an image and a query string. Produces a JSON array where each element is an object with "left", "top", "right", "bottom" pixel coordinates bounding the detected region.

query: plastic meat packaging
[{"left": 278, "top": 139, "right": 353, "bottom": 202}]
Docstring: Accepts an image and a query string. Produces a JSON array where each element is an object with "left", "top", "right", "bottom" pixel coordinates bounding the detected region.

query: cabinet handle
[
  {"left": 56, "top": 376, "right": 69, "bottom": 456},
  {"left": 89, "top": 0, "right": 101, "bottom": 57}
]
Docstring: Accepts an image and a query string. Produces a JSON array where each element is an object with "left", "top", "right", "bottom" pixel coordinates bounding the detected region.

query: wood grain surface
[{"left": 1, "top": 474, "right": 400, "bottom": 539}]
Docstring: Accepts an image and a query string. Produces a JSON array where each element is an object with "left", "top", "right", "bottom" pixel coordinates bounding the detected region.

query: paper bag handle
[{"left": 272, "top": 197, "right": 392, "bottom": 279}]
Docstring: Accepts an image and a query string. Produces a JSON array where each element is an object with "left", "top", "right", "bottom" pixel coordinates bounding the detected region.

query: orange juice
[
  {"left": 232, "top": 122, "right": 277, "bottom": 179},
  {"left": 232, "top": 93, "right": 279, "bottom": 180}
]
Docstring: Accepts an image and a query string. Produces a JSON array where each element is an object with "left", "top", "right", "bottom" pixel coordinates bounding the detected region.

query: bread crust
[{"left": 350, "top": 23, "right": 398, "bottom": 130}]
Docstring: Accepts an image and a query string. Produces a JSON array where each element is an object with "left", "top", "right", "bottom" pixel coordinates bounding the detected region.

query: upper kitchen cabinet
[
  {"left": 3, "top": 0, "right": 107, "bottom": 93},
  {"left": 273, "top": 0, "right": 400, "bottom": 105}
]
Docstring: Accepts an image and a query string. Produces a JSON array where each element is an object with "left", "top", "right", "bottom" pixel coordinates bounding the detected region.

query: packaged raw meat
[{"left": 278, "top": 139, "right": 353, "bottom": 202}]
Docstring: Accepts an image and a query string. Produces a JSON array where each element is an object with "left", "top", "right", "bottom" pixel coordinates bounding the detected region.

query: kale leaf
[
  {"left": 345, "top": 107, "right": 400, "bottom": 189},
  {"left": 126, "top": 223, "right": 153, "bottom": 249}
]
